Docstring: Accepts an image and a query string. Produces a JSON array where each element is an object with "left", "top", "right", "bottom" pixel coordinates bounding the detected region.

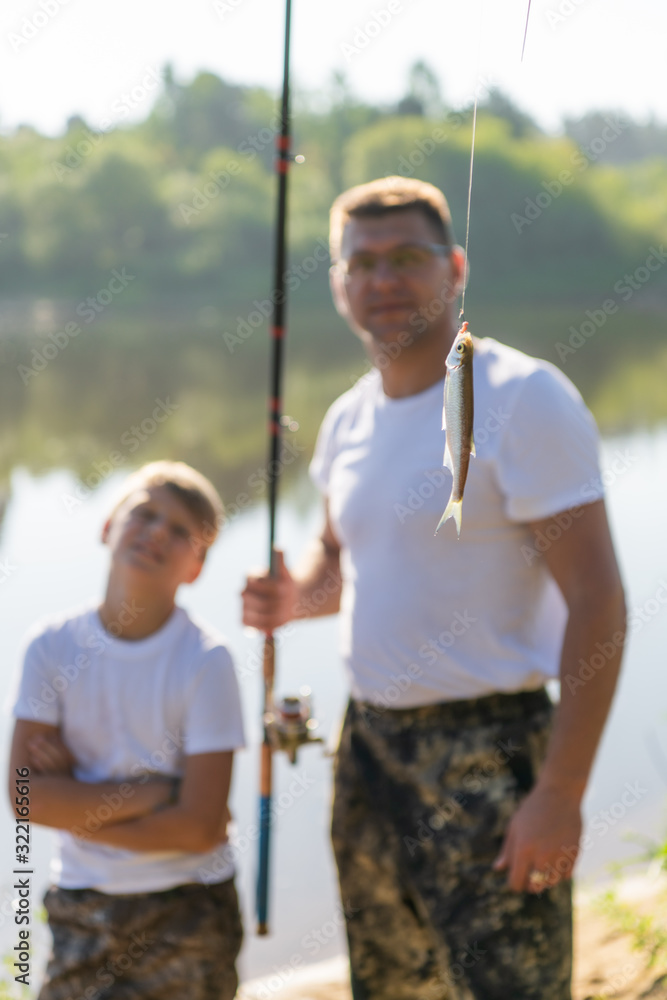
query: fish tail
[{"left": 435, "top": 495, "right": 462, "bottom": 537}]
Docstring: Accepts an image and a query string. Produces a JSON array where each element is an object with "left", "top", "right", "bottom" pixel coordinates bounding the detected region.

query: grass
[{"left": 594, "top": 829, "right": 667, "bottom": 973}]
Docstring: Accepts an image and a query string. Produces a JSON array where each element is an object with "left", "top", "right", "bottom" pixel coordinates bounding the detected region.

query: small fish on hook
[{"left": 435, "top": 321, "right": 475, "bottom": 538}]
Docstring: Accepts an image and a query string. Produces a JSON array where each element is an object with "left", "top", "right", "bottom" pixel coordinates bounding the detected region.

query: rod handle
[{"left": 256, "top": 783, "right": 272, "bottom": 934}]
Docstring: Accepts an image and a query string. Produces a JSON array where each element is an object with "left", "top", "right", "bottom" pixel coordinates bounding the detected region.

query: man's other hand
[{"left": 493, "top": 786, "right": 582, "bottom": 893}]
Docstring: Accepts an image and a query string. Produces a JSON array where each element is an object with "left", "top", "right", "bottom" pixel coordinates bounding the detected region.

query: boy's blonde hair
[
  {"left": 329, "top": 176, "right": 454, "bottom": 261},
  {"left": 108, "top": 461, "right": 224, "bottom": 551}
]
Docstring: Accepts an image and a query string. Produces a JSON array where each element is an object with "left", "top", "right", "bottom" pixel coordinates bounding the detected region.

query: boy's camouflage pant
[
  {"left": 38, "top": 877, "right": 242, "bottom": 1000},
  {"left": 332, "top": 689, "right": 572, "bottom": 1000}
]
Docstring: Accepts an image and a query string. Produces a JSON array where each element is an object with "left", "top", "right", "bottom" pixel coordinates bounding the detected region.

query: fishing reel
[{"left": 263, "top": 686, "right": 323, "bottom": 765}]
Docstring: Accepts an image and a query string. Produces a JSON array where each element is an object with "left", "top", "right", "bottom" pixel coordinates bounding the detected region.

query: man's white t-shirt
[
  {"left": 12, "top": 605, "right": 245, "bottom": 893},
  {"left": 310, "top": 337, "right": 605, "bottom": 707}
]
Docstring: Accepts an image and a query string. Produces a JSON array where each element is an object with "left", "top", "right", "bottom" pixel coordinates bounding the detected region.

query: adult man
[{"left": 243, "top": 177, "right": 626, "bottom": 999}]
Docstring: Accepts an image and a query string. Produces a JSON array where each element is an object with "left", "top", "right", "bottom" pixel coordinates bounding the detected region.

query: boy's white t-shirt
[
  {"left": 12, "top": 605, "right": 245, "bottom": 893},
  {"left": 310, "top": 337, "right": 605, "bottom": 707}
]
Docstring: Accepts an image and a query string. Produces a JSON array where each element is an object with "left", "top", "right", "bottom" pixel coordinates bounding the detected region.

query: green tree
[{"left": 396, "top": 60, "right": 443, "bottom": 119}]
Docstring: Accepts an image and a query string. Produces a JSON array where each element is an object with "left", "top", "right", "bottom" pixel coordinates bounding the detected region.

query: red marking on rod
[
  {"left": 269, "top": 397, "right": 281, "bottom": 413},
  {"left": 271, "top": 326, "right": 284, "bottom": 339},
  {"left": 268, "top": 420, "right": 281, "bottom": 435},
  {"left": 275, "top": 159, "right": 290, "bottom": 174},
  {"left": 276, "top": 136, "right": 290, "bottom": 152}
]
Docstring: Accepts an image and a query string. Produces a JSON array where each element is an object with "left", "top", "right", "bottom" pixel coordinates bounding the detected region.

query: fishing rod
[
  {"left": 255, "top": 0, "right": 292, "bottom": 938},
  {"left": 256, "top": 0, "right": 322, "bottom": 937}
]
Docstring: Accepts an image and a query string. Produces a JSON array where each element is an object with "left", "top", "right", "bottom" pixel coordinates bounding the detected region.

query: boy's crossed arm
[
  {"left": 9, "top": 721, "right": 174, "bottom": 829},
  {"left": 80, "top": 751, "right": 233, "bottom": 854},
  {"left": 9, "top": 720, "right": 232, "bottom": 854}
]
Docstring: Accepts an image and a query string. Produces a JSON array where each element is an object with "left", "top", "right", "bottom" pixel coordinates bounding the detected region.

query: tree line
[
  {"left": 0, "top": 65, "right": 665, "bottom": 490},
  {"left": 0, "top": 63, "right": 665, "bottom": 314}
]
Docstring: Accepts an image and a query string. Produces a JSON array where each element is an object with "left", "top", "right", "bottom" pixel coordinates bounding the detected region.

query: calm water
[{"left": 1, "top": 425, "right": 667, "bottom": 989}]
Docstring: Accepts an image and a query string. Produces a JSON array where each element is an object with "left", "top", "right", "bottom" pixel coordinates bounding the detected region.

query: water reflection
[
  {"left": 0, "top": 322, "right": 353, "bottom": 522},
  {"left": 0, "top": 313, "right": 664, "bottom": 532}
]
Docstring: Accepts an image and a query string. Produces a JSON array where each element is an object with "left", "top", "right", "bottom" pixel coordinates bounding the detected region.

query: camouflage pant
[
  {"left": 38, "top": 878, "right": 242, "bottom": 1000},
  {"left": 332, "top": 690, "right": 572, "bottom": 1000}
]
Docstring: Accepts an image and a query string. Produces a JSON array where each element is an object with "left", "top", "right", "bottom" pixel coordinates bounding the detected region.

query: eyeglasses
[{"left": 335, "top": 242, "right": 451, "bottom": 279}]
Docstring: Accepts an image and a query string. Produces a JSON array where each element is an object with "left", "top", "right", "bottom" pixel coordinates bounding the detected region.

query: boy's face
[{"left": 102, "top": 485, "right": 207, "bottom": 591}]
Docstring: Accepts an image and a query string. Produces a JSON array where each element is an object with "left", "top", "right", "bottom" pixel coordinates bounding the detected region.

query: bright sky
[{"left": 0, "top": 0, "right": 664, "bottom": 137}]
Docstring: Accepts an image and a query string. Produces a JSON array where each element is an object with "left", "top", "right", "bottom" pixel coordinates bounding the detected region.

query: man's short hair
[
  {"left": 108, "top": 461, "right": 224, "bottom": 551},
  {"left": 329, "top": 176, "right": 454, "bottom": 261}
]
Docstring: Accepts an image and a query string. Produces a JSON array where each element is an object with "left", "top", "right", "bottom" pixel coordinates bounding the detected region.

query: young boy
[{"left": 8, "top": 461, "right": 245, "bottom": 1000}]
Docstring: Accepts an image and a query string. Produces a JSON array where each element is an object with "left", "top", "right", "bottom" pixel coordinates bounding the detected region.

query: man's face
[
  {"left": 332, "top": 209, "right": 463, "bottom": 347},
  {"left": 102, "top": 485, "right": 206, "bottom": 591}
]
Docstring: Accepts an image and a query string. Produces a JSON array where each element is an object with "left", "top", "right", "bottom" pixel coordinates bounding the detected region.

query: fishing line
[
  {"left": 459, "top": 96, "right": 477, "bottom": 323},
  {"left": 459, "top": 0, "right": 531, "bottom": 320},
  {"left": 459, "top": 0, "right": 485, "bottom": 323},
  {"left": 521, "top": 0, "right": 533, "bottom": 62}
]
